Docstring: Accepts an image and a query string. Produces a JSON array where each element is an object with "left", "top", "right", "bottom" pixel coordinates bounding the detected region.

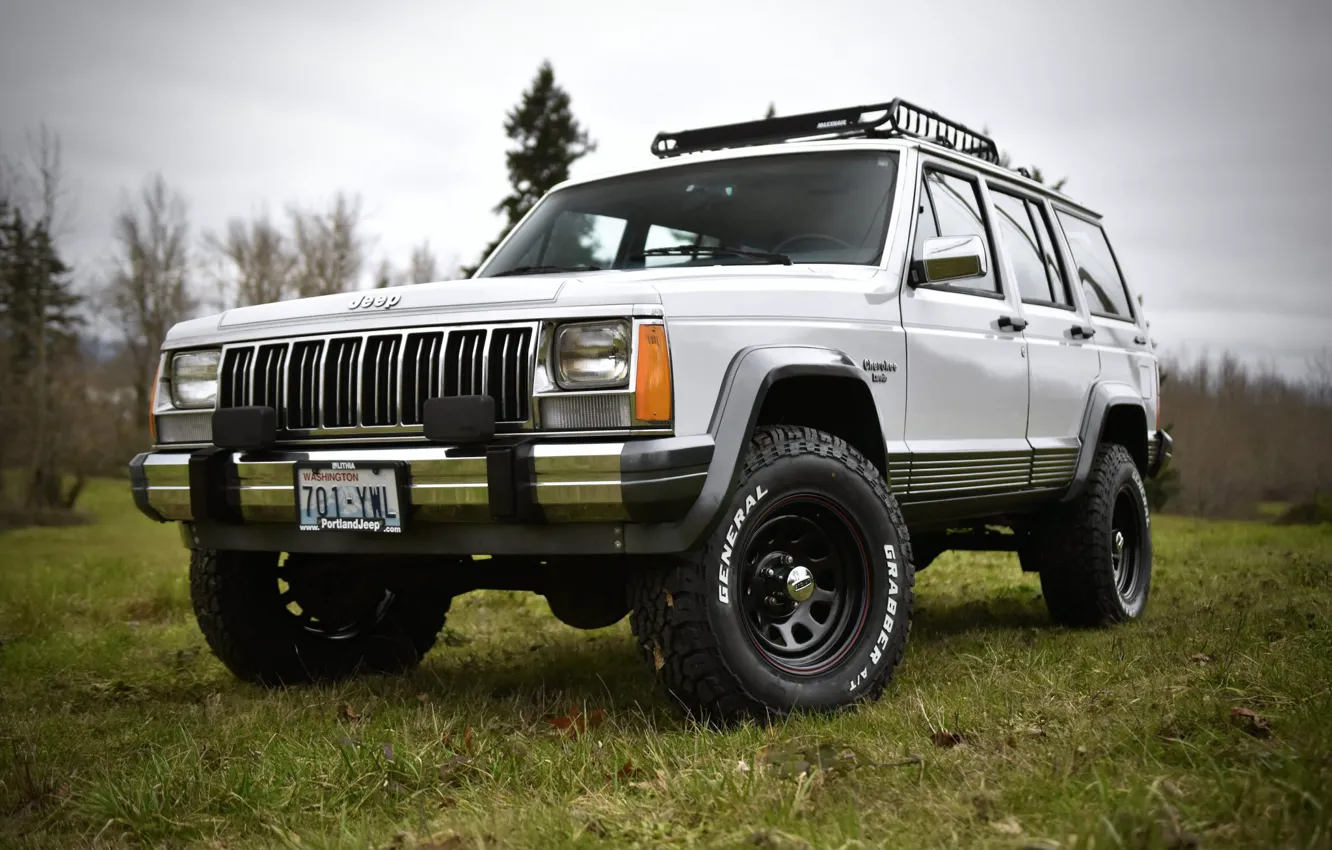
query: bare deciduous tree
[
  {"left": 289, "top": 192, "right": 366, "bottom": 297},
  {"left": 207, "top": 212, "right": 295, "bottom": 307},
  {"left": 407, "top": 239, "right": 439, "bottom": 284},
  {"left": 105, "top": 173, "right": 194, "bottom": 426},
  {"left": 373, "top": 257, "right": 401, "bottom": 289}
]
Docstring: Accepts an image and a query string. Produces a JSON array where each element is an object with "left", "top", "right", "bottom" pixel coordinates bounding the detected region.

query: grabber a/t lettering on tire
[
  {"left": 629, "top": 425, "right": 914, "bottom": 722},
  {"left": 190, "top": 550, "right": 451, "bottom": 685},
  {"left": 1032, "top": 443, "right": 1153, "bottom": 627}
]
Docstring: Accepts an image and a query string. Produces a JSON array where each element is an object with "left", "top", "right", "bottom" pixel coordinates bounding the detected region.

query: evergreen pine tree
[{"left": 462, "top": 61, "right": 596, "bottom": 276}]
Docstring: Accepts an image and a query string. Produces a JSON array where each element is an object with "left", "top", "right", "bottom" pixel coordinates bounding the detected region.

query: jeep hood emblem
[{"left": 349, "top": 293, "right": 401, "bottom": 311}]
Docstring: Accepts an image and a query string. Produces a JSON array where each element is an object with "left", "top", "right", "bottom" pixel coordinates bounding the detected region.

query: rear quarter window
[{"left": 1056, "top": 211, "right": 1134, "bottom": 319}]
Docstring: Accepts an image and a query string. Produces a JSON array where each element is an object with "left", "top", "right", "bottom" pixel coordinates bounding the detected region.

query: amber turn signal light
[{"left": 634, "top": 324, "right": 672, "bottom": 422}]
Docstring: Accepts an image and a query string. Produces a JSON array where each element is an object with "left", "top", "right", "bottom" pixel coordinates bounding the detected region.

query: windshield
[{"left": 476, "top": 150, "right": 899, "bottom": 277}]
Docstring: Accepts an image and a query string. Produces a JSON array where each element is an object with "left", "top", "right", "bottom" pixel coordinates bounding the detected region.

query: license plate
[{"left": 294, "top": 462, "right": 405, "bottom": 533}]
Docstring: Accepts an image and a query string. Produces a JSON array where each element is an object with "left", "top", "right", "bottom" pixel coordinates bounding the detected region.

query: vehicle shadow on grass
[
  {"left": 909, "top": 593, "right": 1053, "bottom": 647},
  {"left": 409, "top": 633, "right": 676, "bottom": 720}
]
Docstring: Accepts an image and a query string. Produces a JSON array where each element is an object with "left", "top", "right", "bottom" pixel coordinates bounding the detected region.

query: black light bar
[{"left": 650, "top": 98, "right": 1000, "bottom": 165}]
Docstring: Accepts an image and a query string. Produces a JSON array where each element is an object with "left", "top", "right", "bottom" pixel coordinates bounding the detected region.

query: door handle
[
  {"left": 1070, "top": 324, "right": 1096, "bottom": 339},
  {"left": 998, "top": 315, "right": 1028, "bottom": 332}
]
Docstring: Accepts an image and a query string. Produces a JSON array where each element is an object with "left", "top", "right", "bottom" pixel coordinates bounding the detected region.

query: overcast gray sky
[{"left": 3, "top": 0, "right": 1330, "bottom": 375}]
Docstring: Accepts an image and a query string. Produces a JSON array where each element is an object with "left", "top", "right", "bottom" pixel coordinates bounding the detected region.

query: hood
[
  {"left": 163, "top": 273, "right": 665, "bottom": 347},
  {"left": 162, "top": 264, "right": 883, "bottom": 348}
]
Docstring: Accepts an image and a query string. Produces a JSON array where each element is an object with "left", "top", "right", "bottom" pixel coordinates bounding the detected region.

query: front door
[{"left": 898, "top": 163, "right": 1031, "bottom": 500}]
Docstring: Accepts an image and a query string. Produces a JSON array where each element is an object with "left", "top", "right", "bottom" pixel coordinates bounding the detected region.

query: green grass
[{"left": 2, "top": 481, "right": 1330, "bottom": 849}]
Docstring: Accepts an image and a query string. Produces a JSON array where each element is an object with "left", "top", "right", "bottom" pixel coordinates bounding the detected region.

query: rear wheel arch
[
  {"left": 1065, "top": 383, "right": 1149, "bottom": 502},
  {"left": 1100, "top": 403, "right": 1149, "bottom": 473}
]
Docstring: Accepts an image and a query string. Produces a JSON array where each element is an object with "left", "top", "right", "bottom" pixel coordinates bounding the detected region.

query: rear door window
[
  {"left": 1030, "top": 203, "right": 1073, "bottom": 307},
  {"left": 1056, "top": 211, "right": 1134, "bottom": 319},
  {"left": 989, "top": 188, "right": 1053, "bottom": 304}
]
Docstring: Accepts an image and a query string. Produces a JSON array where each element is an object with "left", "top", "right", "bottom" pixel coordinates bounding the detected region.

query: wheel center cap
[{"left": 785, "top": 565, "right": 815, "bottom": 603}]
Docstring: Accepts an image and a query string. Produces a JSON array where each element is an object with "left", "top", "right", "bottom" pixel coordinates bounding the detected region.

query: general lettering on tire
[{"left": 717, "top": 484, "right": 768, "bottom": 604}]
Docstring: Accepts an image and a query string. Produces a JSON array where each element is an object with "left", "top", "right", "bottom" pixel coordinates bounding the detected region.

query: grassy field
[{"left": 1, "top": 481, "right": 1330, "bottom": 849}]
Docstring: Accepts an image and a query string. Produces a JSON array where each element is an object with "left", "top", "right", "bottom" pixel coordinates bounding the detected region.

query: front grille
[{"left": 217, "top": 323, "right": 536, "bottom": 436}]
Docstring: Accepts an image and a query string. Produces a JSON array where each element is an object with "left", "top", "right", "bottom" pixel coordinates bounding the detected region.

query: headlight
[
  {"left": 553, "top": 320, "right": 630, "bottom": 389},
  {"left": 170, "top": 350, "right": 221, "bottom": 408}
]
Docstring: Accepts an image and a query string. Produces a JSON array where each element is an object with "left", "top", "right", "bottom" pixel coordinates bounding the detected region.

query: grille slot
[
  {"left": 361, "top": 335, "right": 401, "bottom": 426},
  {"left": 286, "top": 340, "right": 324, "bottom": 429},
  {"left": 219, "top": 347, "right": 254, "bottom": 408},
  {"left": 252, "top": 344, "right": 286, "bottom": 421},
  {"left": 401, "top": 332, "right": 444, "bottom": 425},
  {"left": 323, "top": 337, "right": 361, "bottom": 427},
  {"left": 487, "top": 327, "right": 532, "bottom": 423},
  {"left": 443, "top": 330, "right": 486, "bottom": 398}
]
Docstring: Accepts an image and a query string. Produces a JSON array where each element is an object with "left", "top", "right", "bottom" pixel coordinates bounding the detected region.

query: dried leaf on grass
[
  {"left": 1230, "top": 707, "right": 1272, "bottom": 738},
  {"left": 748, "top": 828, "right": 815, "bottom": 850},
  {"left": 437, "top": 753, "right": 473, "bottom": 782},
  {"left": 338, "top": 703, "right": 362, "bottom": 722},
  {"left": 1189, "top": 653, "right": 1214, "bottom": 664},
  {"left": 930, "top": 729, "right": 965, "bottom": 748},
  {"left": 416, "top": 836, "right": 468, "bottom": 850},
  {"left": 629, "top": 768, "right": 671, "bottom": 795},
  {"left": 754, "top": 741, "right": 889, "bottom": 778},
  {"left": 607, "top": 758, "right": 639, "bottom": 782},
  {"left": 989, "top": 815, "right": 1023, "bottom": 836},
  {"left": 547, "top": 706, "right": 606, "bottom": 738}
]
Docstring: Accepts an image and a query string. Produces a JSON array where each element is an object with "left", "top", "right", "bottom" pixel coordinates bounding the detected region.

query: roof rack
[{"left": 650, "top": 98, "right": 1000, "bottom": 165}]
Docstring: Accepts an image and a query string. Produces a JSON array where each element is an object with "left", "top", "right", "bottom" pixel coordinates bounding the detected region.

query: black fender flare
[
  {"left": 1063, "top": 381, "right": 1147, "bottom": 502},
  {"left": 623, "top": 345, "right": 883, "bottom": 554}
]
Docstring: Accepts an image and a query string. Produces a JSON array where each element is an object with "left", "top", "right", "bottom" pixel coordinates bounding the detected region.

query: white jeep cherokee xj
[{"left": 130, "top": 100, "right": 1172, "bottom": 722}]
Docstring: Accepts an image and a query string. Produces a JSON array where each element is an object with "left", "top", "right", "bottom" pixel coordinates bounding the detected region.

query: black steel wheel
[
  {"left": 279, "top": 554, "right": 396, "bottom": 641},
  {"left": 740, "top": 499, "right": 869, "bottom": 675},
  {"left": 1109, "top": 486, "right": 1146, "bottom": 604},
  {"left": 628, "top": 425, "right": 914, "bottom": 723},
  {"left": 190, "top": 550, "right": 451, "bottom": 685},
  {"left": 1034, "top": 443, "right": 1153, "bottom": 626}
]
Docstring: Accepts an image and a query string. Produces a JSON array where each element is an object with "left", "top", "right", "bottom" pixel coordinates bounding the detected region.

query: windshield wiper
[
  {"left": 632, "top": 246, "right": 792, "bottom": 265},
  {"left": 490, "top": 264, "right": 602, "bottom": 277}
]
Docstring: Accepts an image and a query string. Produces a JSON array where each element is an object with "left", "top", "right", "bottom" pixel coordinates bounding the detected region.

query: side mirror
[{"left": 913, "top": 235, "right": 988, "bottom": 285}]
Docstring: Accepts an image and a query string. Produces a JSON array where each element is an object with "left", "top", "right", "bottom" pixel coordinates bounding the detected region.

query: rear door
[
  {"left": 898, "top": 161, "right": 1031, "bottom": 500},
  {"left": 985, "top": 183, "right": 1101, "bottom": 490},
  {"left": 1054, "top": 209, "right": 1156, "bottom": 430}
]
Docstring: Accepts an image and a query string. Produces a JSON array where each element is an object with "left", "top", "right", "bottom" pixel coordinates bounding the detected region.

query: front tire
[
  {"left": 628, "top": 426, "right": 914, "bottom": 722},
  {"left": 1032, "top": 443, "right": 1153, "bottom": 626},
  {"left": 190, "top": 550, "right": 451, "bottom": 685}
]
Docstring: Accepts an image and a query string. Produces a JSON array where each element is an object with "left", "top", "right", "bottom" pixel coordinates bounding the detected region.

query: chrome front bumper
[{"left": 129, "top": 439, "right": 711, "bottom": 528}]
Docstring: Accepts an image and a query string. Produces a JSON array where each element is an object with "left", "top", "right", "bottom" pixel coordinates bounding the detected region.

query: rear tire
[
  {"left": 1031, "top": 444, "right": 1152, "bottom": 626},
  {"left": 628, "top": 426, "right": 914, "bottom": 723},
  {"left": 189, "top": 550, "right": 451, "bottom": 685}
]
